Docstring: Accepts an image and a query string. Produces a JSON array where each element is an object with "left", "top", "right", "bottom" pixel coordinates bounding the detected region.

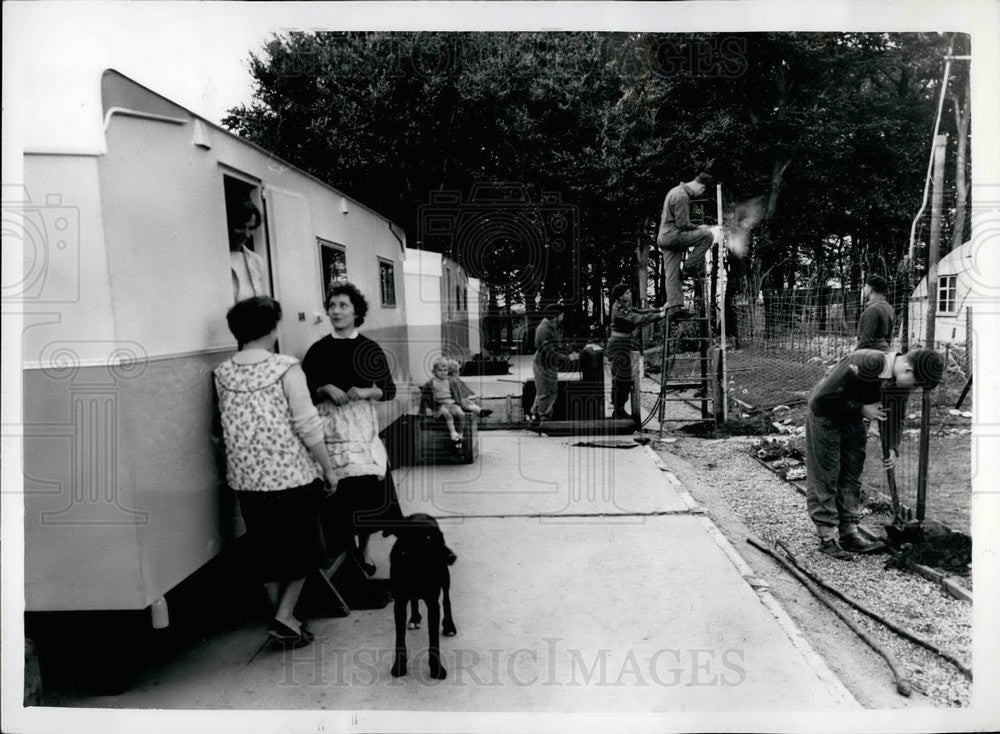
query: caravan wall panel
[
  {"left": 21, "top": 155, "right": 118, "bottom": 368},
  {"left": 100, "top": 115, "right": 235, "bottom": 358},
  {"left": 23, "top": 366, "right": 146, "bottom": 610}
]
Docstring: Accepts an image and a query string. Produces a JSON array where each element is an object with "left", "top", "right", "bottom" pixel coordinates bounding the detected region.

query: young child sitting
[
  {"left": 419, "top": 358, "right": 467, "bottom": 450},
  {"left": 446, "top": 359, "right": 493, "bottom": 419}
]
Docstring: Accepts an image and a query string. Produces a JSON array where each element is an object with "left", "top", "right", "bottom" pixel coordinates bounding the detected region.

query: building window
[
  {"left": 937, "top": 274, "right": 957, "bottom": 314},
  {"left": 318, "top": 239, "right": 347, "bottom": 301},
  {"left": 379, "top": 258, "right": 396, "bottom": 307}
]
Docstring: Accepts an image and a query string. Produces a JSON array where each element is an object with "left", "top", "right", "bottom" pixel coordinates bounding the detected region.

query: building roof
[{"left": 910, "top": 240, "right": 973, "bottom": 299}]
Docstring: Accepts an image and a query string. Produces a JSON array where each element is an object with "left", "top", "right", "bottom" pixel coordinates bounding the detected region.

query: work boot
[
  {"left": 839, "top": 533, "right": 885, "bottom": 554},
  {"left": 818, "top": 539, "right": 854, "bottom": 561},
  {"left": 612, "top": 383, "right": 632, "bottom": 419},
  {"left": 666, "top": 305, "right": 694, "bottom": 321}
]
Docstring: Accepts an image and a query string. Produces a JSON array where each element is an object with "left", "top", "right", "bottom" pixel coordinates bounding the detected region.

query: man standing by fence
[
  {"left": 656, "top": 172, "right": 719, "bottom": 321},
  {"left": 856, "top": 274, "right": 895, "bottom": 351}
]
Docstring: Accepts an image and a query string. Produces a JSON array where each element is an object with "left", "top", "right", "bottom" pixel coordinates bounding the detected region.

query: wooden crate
[{"left": 415, "top": 415, "right": 478, "bottom": 465}]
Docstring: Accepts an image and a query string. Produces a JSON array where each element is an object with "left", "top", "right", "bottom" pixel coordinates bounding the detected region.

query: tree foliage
[{"left": 223, "top": 31, "right": 970, "bottom": 325}]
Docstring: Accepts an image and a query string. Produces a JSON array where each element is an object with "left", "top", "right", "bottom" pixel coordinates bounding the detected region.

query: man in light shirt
[{"left": 656, "top": 172, "right": 719, "bottom": 321}]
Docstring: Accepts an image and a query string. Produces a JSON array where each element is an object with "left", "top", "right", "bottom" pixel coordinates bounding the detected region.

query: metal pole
[
  {"left": 699, "top": 276, "right": 710, "bottom": 419},
  {"left": 907, "top": 43, "right": 954, "bottom": 262},
  {"left": 924, "top": 134, "right": 947, "bottom": 347},
  {"left": 917, "top": 387, "right": 931, "bottom": 522},
  {"left": 965, "top": 306, "right": 973, "bottom": 373},
  {"left": 716, "top": 183, "right": 728, "bottom": 423}
]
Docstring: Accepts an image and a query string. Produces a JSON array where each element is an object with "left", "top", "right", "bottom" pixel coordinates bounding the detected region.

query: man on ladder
[{"left": 656, "top": 172, "right": 721, "bottom": 321}]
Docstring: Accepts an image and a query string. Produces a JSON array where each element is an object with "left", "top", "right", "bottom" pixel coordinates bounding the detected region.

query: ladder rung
[{"left": 661, "top": 382, "right": 705, "bottom": 390}]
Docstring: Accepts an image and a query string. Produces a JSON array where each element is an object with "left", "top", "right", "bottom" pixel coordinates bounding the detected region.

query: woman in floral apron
[{"left": 214, "top": 296, "right": 337, "bottom": 647}]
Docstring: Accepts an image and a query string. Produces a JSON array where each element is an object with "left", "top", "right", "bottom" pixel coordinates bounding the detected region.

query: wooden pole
[{"left": 924, "top": 134, "right": 947, "bottom": 347}]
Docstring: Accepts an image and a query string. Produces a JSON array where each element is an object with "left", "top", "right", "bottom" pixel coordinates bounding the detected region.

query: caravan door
[{"left": 264, "top": 186, "right": 329, "bottom": 358}]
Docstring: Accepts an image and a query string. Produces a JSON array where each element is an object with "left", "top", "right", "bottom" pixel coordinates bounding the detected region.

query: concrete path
[{"left": 57, "top": 430, "right": 856, "bottom": 712}]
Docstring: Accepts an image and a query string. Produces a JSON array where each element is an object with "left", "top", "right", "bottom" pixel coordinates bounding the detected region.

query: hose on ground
[
  {"left": 746, "top": 536, "right": 913, "bottom": 697},
  {"left": 772, "top": 540, "right": 971, "bottom": 680}
]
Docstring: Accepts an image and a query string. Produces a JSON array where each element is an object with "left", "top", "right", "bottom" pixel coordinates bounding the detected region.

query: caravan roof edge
[{"left": 101, "top": 68, "right": 409, "bottom": 251}]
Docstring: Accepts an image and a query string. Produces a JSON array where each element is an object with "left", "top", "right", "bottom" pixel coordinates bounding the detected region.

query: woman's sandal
[
  {"left": 452, "top": 437, "right": 463, "bottom": 452},
  {"left": 299, "top": 621, "right": 315, "bottom": 642},
  {"left": 267, "top": 619, "right": 312, "bottom": 647}
]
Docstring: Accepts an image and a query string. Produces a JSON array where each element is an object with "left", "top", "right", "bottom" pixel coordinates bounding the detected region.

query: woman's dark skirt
[
  {"left": 237, "top": 480, "right": 328, "bottom": 582},
  {"left": 606, "top": 334, "right": 634, "bottom": 383},
  {"left": 321, "top": 471, "right": 405, "bottom": 552}
]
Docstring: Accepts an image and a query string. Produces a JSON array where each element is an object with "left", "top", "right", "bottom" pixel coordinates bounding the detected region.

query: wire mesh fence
[{"left": 718, "top": 271, "right": 972, "bottom": 535}]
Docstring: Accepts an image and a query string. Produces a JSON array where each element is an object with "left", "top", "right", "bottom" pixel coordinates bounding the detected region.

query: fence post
[
  {"left": 965, "top": 306, "right": 973, "bottom": 373},
  {"left": 716, "top": 182, "right": 728, "bottom": 423}
]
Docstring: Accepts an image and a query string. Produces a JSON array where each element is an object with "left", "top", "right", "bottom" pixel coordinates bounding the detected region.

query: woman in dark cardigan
[{"left": 302, "top": 282, "right": 404, "bottom": 575}]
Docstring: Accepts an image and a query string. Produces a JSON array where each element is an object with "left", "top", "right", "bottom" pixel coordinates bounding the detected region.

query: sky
[{"left": 7, "top": 2, "right": 283, "bottom": 124}]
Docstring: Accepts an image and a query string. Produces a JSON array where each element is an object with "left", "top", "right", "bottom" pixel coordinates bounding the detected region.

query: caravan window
[
  {"left": 379, "top": 258, "right": 396, "bottom": 307},
  {"left": 319, "top": 239, "right": 347, "bottom": 302},
  {"left": 937, "top": 274, "right": 957, "bottom": 314}
]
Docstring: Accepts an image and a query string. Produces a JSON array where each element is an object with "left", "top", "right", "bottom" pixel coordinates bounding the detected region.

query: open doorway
[{"left": 224, "top": 175, "right": 272, "bottom": 303}]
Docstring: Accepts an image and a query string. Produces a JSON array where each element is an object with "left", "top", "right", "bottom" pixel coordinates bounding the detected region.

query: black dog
[{"left": 384, "top": 513, "right": 457, "bottom": 679}]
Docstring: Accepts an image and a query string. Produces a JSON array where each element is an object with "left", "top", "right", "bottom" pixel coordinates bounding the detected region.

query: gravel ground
[{"left": 660, "top": 436, "right": 972, "bottom": 708}]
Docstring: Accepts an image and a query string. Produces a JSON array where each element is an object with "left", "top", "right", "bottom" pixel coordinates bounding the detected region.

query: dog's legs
[
  {"left": 426, "top": 594, "right": 447, "bottom": 679},
  {"left": 407, "top": 598, "right": 422, "bottom": 630},
  {"left": 390, "top": 598, "right": 408, "bottom": 677},
  {"left": 441, "top": 569, "right": 456, "bottom": 637}
]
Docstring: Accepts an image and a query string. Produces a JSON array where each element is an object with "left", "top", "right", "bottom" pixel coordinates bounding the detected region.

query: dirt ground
[{"left": 653, "top": 435, "right": 971, "bottom": 709}]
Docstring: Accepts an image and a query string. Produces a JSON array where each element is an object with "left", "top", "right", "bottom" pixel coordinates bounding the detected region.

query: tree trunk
[
  {"left": 950, "top": 76, "right": 971, "bottom": 251},
  {"left": 590, "top": 260, "right": 604, "bottom": 327},
  {"left": 486, "top": 287, "right": 501, "bottom": 353}
]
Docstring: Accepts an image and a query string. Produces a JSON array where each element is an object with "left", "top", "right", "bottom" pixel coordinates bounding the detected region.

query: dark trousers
[
  {"left": 606, "top": 335, "right": 633, "bottom": 417},
  {"left": 805, "top": 409, "right": 867, "bottom": 536},
  {"left": 657, "top": 229, "right": 715, "bottom": 308},
  {"left": 531, "top": 361, "right": 558, "bottom": 418}
]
